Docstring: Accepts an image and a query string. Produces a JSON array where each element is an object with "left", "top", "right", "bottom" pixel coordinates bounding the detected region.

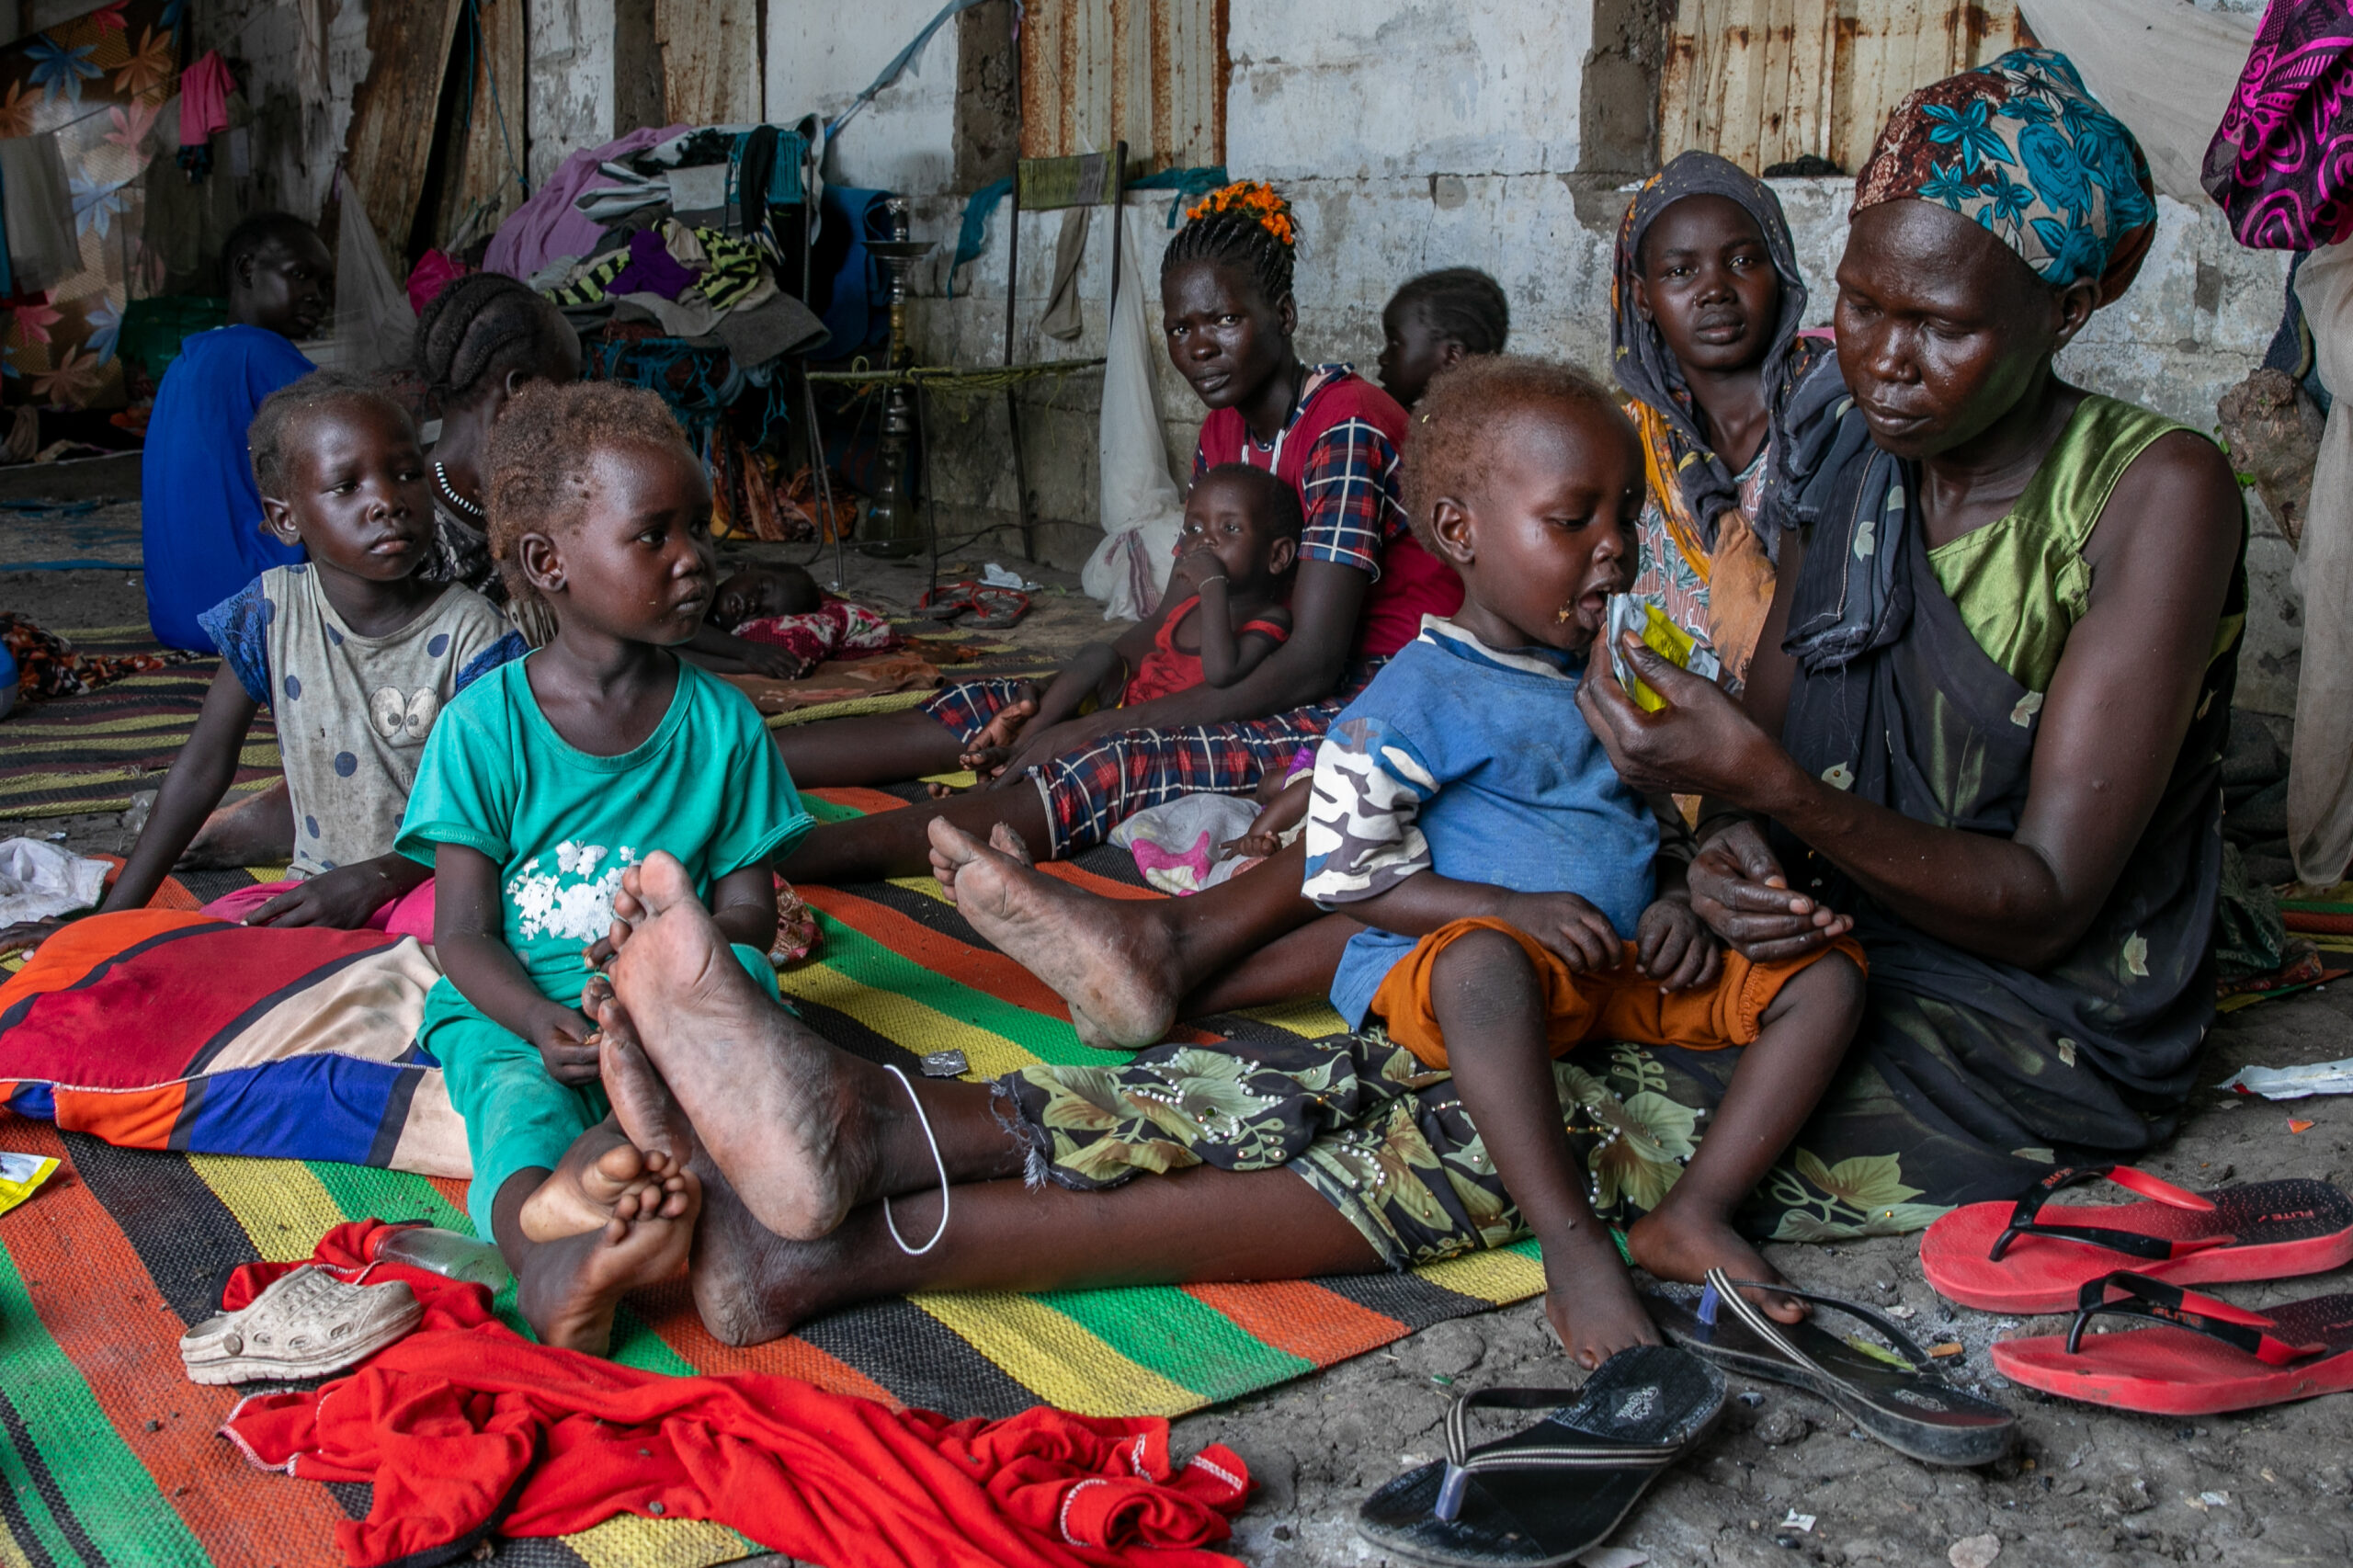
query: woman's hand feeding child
[{"left": 1296, "top": 357, "right": 1867, "bottom": 1369}]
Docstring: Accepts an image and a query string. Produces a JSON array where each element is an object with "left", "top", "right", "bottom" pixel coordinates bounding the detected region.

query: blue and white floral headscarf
[{"left": 1854, "top": 49, "right": 2156, "bottom": 297}]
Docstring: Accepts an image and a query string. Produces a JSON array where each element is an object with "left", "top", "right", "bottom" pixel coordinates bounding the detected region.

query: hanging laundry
[
  {"left": 178, "top": 51, "right": 233, "bottom": 148},
  {"left": 222, "top": 1222, "right": 1252, "bottom": 1568},
  {"left": 0, "top": 135, "right": 76, "bottom": 295}
]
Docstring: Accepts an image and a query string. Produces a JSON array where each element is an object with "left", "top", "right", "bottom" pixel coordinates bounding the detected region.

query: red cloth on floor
[{"left": 219, "top": 1223, "right": 1251, "bottom": 1568}]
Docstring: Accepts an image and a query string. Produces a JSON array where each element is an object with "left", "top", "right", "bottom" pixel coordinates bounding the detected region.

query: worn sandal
[
  {"left": 968, "top": 585, "right": 1030, "bottom": 630},
  {"left": 1920, "top": 1164, "right": 2353, "bottom": 1313},
  {"left": 916, "top": 581, "right": 979, "bottom": 621},
  {"left": 1356, "top": 1345, "right": 1724, "bottom": 1567},
  {"left": 1991, "top": 1270, "right": 2353, "bottom": 1415},
  {"left": 1649, "top": 1268, "right": 2017, "bottom": 1467},
  {"left": 180, "top": 1265, "right": 421, "bottom": 1385}
]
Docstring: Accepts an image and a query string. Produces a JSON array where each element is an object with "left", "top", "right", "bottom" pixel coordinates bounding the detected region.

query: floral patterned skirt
[{"left": 993, "top": 1011, "right": 2017, "bottom": 1267}]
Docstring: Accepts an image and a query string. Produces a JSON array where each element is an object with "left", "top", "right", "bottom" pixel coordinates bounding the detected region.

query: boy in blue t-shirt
[
  {"left": 1298, "top": 357, "right": 1865, "bottom": 1370},
  {"left": 398, "top": 381, "right": 810, "bottom": 1355}
]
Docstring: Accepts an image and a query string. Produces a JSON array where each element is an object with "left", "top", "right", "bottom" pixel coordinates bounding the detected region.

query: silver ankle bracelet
[{"left": 881, "top": 1064, "right": 950, "bottom": 1256}]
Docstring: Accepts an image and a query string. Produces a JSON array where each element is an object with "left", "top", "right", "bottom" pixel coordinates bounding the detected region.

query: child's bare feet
[
  {"left": 1626, "top": 1198, "right": 1805, "bottom": 1323},
  {"left": 179, "top": 780, "right": 296, "bottom": 869},
  {"left": 605, "top": 852, "right": 903, "bottom": 1240},
  {"left": 516, "top": 1173, "right": 700, "bottom": 1354},
  {"left": 926, "top": 817, "right": 1177, "bottom": 1048},
  {"left": 517, "top": 1128, "right": 678, "bottom": 1243},
  {"left": 1543, "top": 1237, "right": 1664, "bottom": 1370}
]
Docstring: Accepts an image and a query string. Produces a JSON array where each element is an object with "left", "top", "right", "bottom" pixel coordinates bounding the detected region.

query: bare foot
[
  {"left": 688, "top": 1155, "right": 865, "bottom": 1346},
  {"left": 1626, "top": 1199, "right": 1805, "bottom": 1323},
  {"left": 518, "top": 1129, "right": 658, "bottom": 1243},
  {"left": 605, "top": 852, "right": 901, "bottom": 1241},
  {"left": 1542, "top": 1239, "right": 1665, "bottom": 1370},
  {"left": 516, "top": 1174, "right": 700, "bottom": 1354},
  {"left": 587, "top": 976, "right": 696, "bottom": 1167},
  {"left": 179, "top": 778, "right": 295, "bottom": 869},
  {"left": 926, "top": 817, "right": 1178, "bottom": 1049}
]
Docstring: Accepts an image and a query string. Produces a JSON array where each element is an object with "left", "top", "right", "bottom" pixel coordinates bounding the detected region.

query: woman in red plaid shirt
[{"left": 777, "top": 182, "right": 1463, "bottom": 881}]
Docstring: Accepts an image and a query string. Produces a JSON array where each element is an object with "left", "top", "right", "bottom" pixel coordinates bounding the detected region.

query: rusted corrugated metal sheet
[
  {"left": 1019, "top": 0, "right": 1225, "bottom": 166},
  {"left": 658, "top": 0, "right": 764, "bottom": 127},
  {"left": 1660, "top": 0, "right": 2028, "bottom": 174}
]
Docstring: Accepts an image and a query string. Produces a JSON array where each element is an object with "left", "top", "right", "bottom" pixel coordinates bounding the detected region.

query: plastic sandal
[
  {"left": 1356, "top": 1346, "right": 1724, "bottom": 1567},
  {"left": 1991, "top": 1270, "right": 2353, "bottom": 1415},
  {"left": 180, "top": 1265, "right": 422, "bottom": 1385},
  {"left": 1648, "top": 1267, "right": 2018, "bottom": 1467},
  {"left": 1919, "top": 1164, "right": 2353, "bottom": 1313},
  {"left": 968, "top": 585, "right": 1030, "bottom": 630},
  {"left": 916, "top": 581, "right": 980, "bottom": 621}
]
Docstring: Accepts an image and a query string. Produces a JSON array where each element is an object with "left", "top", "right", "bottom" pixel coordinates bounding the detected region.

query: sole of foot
[
  {"left": 517, "top": 1176, "right": 699, "bottom": 1355},
  {"left": 605, "top": 851, "right": 879, "bottom": 1243},
  {"left": 926, "top": 816, "right": 1178, "bottom": 1050},
  {"left": 518, "top": 1131, "right": 685, "bottom": 1244}
]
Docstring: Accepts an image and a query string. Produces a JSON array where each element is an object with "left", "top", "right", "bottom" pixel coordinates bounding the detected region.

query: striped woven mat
[
  {"left": 0, "top": 626, "right": 281, "bottom": 821},
  {"left": 0, "top": 626, "right": 1045, "bottom": 822},
  {"left": 0, "top": 790, "right": 1540, "bottom": 1568}
]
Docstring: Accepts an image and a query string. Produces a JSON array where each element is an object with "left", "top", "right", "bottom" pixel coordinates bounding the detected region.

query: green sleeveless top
[{"left": 1928, "top": 394, "right": 2242, "bottom": 693}]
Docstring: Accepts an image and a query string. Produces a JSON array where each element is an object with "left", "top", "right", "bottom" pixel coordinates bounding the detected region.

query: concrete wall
[
  {"left": 529, "top": 0, "right": 621, "bottom": 187},
  {"left": 190, "top": 0, "right": 373, "bottom": 222},
  {"left": 803, "top": 0, "right": 2301, "bottom": 714}
]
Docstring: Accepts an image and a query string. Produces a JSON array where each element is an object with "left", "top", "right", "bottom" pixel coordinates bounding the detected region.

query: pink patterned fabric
[{"left": 2204, "top": 0, "right": 2353, "bottom": 249}]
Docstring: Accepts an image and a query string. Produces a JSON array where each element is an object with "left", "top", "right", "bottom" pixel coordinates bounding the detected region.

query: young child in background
[
  {"left": 0, "top": 371, "right": 523, "bottom": 954},
  {"left": 1204, "top": 267, "right": 1516, "bottom": 869},
  {"left": 1300, "top": 356, "right": 1865, "bottom": 1368},
  {"left": 952, "top": 464, "right": 1302, "bottom": 792},
  {"left": 396, "top": 381, "right": 811, "bottom": 1354},
  {"left": 1376, "top": 267, "right": 1510, "bottom": 409},
  {"left": 687, "top": 562, "right": 899, "bottom": 678}
]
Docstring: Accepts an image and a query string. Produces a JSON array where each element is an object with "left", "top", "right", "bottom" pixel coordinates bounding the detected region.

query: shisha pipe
[{"left": 858, "top": 199, "right": 938, "bottom": 560}]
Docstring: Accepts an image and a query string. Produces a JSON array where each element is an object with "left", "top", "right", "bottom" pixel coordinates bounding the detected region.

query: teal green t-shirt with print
[{"left": 396, "top": 655, "right": 812, "bottom": 1001}]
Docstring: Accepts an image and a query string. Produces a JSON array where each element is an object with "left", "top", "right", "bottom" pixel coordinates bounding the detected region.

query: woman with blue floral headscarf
[{"left": 1581, "top": 51, "right": 2250, "bottom": 1227}]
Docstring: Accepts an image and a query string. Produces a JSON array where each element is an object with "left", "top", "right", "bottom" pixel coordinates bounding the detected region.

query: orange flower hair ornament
[{"left": 1185, "top": 180, "right": 1297, "bottom": 249}]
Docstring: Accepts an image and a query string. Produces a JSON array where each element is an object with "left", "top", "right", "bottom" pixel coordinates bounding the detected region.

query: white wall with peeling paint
[
  {"left": 790, "top": 0, "right": 2299, "bottom": 707},
  {"left": 528, "top": 0, "right": 620, "bottom": 187}
]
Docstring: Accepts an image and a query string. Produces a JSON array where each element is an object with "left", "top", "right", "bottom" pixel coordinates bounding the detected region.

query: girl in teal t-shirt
[{"left": 396, "top": 382, "right": 811, "bottom": 1355}]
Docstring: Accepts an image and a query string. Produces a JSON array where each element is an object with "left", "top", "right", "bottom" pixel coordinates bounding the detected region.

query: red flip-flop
[
  {"left": 1991, "top": 1271, "right": 2353, "bottom": 1415},
  {"left": 1920, "top": 1164, "right": 2353, "bottom": 1313}
]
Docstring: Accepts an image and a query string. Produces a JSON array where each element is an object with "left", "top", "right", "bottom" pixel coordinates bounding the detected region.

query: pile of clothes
[{"left": 486, "top": 123, "right": 831, "bottom": 379}]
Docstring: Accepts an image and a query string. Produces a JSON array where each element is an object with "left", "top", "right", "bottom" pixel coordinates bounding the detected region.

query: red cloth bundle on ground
[{"left": 221, "top": 1223, "right": 1251, "bottom": 1568}]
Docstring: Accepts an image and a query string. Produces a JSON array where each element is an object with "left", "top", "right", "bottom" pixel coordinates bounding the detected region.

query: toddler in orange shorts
[{"left": 1298, "top": 355, "right": 1866, "bottom": 1369}]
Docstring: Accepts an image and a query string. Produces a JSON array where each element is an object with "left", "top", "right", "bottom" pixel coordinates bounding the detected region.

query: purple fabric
[
  {"left": 608, "top": 227, "right": 697, "bottom": 300},
  {"left": 2204, "top": 1, "right": 2353, "bottom": 250},
  {"left": 483, "top": 124, "right": 690, "bottom": 281}
]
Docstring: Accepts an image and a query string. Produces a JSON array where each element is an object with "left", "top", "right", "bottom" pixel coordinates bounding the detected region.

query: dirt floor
[{"left": 10, "top": 539, "right": 2353, "bottom": 1568}]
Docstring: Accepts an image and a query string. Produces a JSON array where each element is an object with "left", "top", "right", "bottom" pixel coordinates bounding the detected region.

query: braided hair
[
  {"left": 414, "top": 272, "right": 574, "bottom": 408},
  {"left": 248, "top": 369, "right": 415, "bottom": 497},
  {"left": 1161, "top": 181, "right": 1297, "bottom": 310},
  {"left": 1391, "top": 267, "right": 1510, "bottom": 355}
]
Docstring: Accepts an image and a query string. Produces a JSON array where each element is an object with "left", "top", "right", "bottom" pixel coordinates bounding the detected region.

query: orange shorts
[{"left": 1367, "top": 915, "right": 1866, "bottom": 1069}]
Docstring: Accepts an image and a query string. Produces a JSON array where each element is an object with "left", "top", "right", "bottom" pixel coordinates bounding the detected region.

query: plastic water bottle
[{"left": 374, "top": 1226, "right": 512, "bottom": 1290}]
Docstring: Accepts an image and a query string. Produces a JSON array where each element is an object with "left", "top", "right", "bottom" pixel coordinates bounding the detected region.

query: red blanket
[{"left": 222, "top": 1223, "right": 1251, "bottom": 1568}]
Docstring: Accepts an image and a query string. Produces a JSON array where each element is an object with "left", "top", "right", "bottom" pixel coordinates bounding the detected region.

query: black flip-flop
[
  {"left": 1356, "top": 1345, "right": 1724, "bottom": 1567},
  {"left": 1648, "top": 1267, "right": 2018, "bottom": 1467}
]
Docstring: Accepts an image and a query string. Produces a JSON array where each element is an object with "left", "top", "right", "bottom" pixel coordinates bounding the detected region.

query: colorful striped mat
[
  {"left": 0, "top": 627, "right": 281, "bottom": 821},
  {"left": 0, "top": 788, "right": 1541, "bottom": 1567},
  {"left": 0, "top": 626, "right": 1046, "bottom": 822}
]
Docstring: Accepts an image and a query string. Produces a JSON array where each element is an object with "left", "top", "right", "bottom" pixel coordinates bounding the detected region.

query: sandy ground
[{"left": 11, "top": 542, "right": 2353, "bottom": 1568}]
